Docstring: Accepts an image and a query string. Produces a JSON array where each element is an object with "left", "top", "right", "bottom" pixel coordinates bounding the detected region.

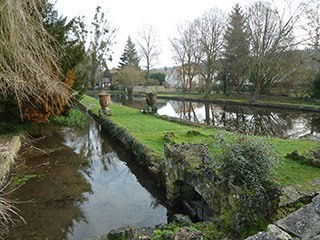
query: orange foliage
[
  {"left": 21, "top": 69, "right": 76, "bottom": 123},
  {"left": 64, "top": 69, "right": 76, "bottom": 88}
]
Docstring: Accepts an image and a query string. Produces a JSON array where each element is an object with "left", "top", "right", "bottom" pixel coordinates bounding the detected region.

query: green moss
[
  {"left": 240, "top": 219, "right": 269, "bottom": 239},
  {"left": 194, "top": 221, "right": 223, "bottom": 240},
  {"left": 13, "top": 174, "right": 38, "bottom": 186}
]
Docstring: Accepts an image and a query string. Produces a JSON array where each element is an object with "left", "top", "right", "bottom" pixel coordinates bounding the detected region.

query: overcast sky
[{"left": 52, "top": 0, "right": 263, "bottom": 69}]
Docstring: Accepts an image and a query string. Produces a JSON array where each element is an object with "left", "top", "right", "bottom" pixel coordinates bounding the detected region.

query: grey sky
[{"left": 52, "top": 0, "right": 292, "bottom": 69}]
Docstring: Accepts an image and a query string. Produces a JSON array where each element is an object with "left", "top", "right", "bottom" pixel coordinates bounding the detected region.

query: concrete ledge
[{"left": 0, "top": 136, "right": 21, "bottom": 185}]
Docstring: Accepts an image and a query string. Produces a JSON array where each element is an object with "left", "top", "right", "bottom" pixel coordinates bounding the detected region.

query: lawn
[{"left": 80, "top": 94, "right": 320, "bottom": 187}]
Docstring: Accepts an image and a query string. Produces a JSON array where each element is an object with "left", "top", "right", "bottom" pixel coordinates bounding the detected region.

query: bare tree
[
  {"left": 137, "top": 25, "right": 160, "bottom": 84},
  {"left": 88, "top": 6, "right": 116, "bottom": 88},
  {"left": 194, "top": 8, "right": 226, "bottom": 98},
  {"left": 247, "top": 0, "right": 304, "bottom": 101},
  {"left": 170, "top": 21, "right": 201, "bottom": 92},
  {"left": 303, "top": 0, "right": 320, "bottom": 65}
]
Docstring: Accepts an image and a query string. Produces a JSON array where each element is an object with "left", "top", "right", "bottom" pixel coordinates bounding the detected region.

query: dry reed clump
[
  {"left": 0, "top": 182, "right": 25, "bottom": 239},
  {"left": 0, "top": 0, "right": 70, "bottom": 120}
]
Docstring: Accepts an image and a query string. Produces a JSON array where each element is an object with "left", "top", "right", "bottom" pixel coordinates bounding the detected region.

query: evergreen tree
[
  {"left": 223, "top": 3, "right": 250, "bottom": 94},
  {"left": 42, "top": 2, "right": 86, "bottom": 78},
  {"left": 119, "top": 36, "right": 140, "bottom": 69}
]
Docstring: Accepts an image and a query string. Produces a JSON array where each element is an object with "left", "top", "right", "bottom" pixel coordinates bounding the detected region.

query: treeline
[
  {"left": 1, "top": 0, "right": 319, "bottom": 124},
  {"left": 169, "top": 1, "right": 320, "bottom": 100}
]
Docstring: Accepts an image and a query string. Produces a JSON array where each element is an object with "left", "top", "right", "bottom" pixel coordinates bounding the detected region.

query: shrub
[
  {"left": 219, "top": 136, "right": 278, "bottom": 188},
  {"left": 50, "top": 108, "right": 85, "bottom": 128},
  {"left": 218, "top": 136, "right": 280, "bottom": 236}
]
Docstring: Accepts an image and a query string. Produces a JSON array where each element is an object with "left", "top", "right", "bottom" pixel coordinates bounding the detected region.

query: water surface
[{"left": 7, "top": 117, "right": 168, "bottom": 240}]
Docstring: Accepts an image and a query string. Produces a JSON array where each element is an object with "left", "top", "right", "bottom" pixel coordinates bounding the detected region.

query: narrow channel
[{"left": 7, "top": 116, "right": 168, "bottom": 240}]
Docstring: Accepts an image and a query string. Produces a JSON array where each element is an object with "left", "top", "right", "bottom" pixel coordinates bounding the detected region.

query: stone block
[{"left": 276, "top": 201, "right": 320, "bottom": 239}]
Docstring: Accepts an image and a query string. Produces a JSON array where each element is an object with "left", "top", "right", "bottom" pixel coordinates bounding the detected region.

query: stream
[{"left": 7, "top": 116, "right": 168, "bottom": 240}]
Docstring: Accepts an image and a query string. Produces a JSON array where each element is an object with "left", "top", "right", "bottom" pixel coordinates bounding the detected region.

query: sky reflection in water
[{"left": 62, "top": 119, "right": 167, "bottom": 240}]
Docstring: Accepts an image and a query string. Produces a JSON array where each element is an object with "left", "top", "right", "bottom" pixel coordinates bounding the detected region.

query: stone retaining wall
[{"left": 0, "top": 136, "right": 21, "bottom": 185}]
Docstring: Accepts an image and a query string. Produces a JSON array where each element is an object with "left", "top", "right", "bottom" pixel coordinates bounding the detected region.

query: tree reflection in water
[
  {"left": 107, "top": 94, "right": 320, "bottom": 139},
  {"left": 157, "top": 100, "right": 320, "bottom": 139}
]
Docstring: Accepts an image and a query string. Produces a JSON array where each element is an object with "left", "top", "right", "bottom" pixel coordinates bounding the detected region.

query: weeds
[
  {"left": 50, "top": 109, "right": 86, "bottom": 128},
  {"left": 0, "top": 182, "right": 25, "bottom": 239}
]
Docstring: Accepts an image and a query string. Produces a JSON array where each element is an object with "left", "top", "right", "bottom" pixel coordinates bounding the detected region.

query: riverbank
[
  {"left": 80, "top": 94, "right": 320, "bottom": 187},
  {"left": 86, "top": 90, "right": 320, "bottom": 112},
  {"left": 80, "top": 94, "right": 320, "bottom": 239}
]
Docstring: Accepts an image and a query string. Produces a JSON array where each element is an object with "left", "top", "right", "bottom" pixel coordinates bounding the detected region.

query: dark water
[
  {"left": 7, "top": 117, "right": 168, "bottom": 240},
  {"left": 111, "top": 94, "right": 320, "bottom": 139}
]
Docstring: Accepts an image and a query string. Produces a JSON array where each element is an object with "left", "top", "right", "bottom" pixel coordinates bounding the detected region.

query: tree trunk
[
  {"left": 204, "top": 103, "right": 210, "bottom": 125},
  {"left": 252, "top": 78, "right": 261, "bottom": 101},
  {"left": 204, "top": 80, "right": 211, "bottom": 98},
  {"left": 188, "top": 78, "right": 193, "bottom": 93},
  {"left": 126, "top": 86, "right": 133, "bottom": 97}
]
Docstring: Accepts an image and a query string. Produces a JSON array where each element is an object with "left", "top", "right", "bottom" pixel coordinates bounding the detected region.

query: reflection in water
[
  {"left": 158, "top": 100, "right": 320, "bottom": 138},
  {"left": 7, "top": 118, "right": 168, "bottom": 240},
  {"left": 110, "top": 95, "right": 320, "bottom": 139},
  {"left": 63, "top": 119, "right": 168, "bottom": 240}
]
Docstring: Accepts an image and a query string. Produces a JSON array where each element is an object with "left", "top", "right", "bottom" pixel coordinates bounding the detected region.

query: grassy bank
[{"left": 80, "top": 95, "right": 319, "bottom": 187}]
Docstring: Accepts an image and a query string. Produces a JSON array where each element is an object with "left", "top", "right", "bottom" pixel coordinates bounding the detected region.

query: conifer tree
[
  {"left": 119, "top": 36, "right": 140, "bottom": 69},
  {"left": 223, "top": 3, "right": 250, "bottom": 94}
]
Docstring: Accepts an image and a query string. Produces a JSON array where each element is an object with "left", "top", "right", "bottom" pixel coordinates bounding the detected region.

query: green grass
[
  {"left": 50, "top": 109, "right": 86, "bottom": 128},
  {"left": 81, "top": 94, "right": 320, "bottom": 187},
  {"left": 13, "top": 174, "right": 38, "bottom": 186}
]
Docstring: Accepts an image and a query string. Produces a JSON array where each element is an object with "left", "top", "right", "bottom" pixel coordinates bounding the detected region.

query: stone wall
[
  {"left": 164, "top": 143, "right": 280, "bottom": 235},
  {"left": 0, "top": 136, "right": 21, "bottom": 185},
  {"left": 246, "top": 194, "right": 320, "bottom": 240}
]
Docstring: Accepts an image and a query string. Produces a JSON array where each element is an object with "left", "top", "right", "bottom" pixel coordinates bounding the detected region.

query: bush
[
  {"left": 219, "top": 136, "right": 278, "bottom": 188},
  {"left": 218, "top": 136, "right": 280, "bottom": 236},
  {"left": 50, "top": 108, "right": 86, "bottom": 128}
]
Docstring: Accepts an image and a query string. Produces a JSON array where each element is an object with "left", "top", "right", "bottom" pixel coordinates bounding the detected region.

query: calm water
[
  {"left": 64, "top": 119, "right": 168, "bottom": 239},
  {"left": 111, "top": 94, "right": 320, "bottom": 139},
  {"left": 7, "top": 117, "right": 168, "bottom": 240}
]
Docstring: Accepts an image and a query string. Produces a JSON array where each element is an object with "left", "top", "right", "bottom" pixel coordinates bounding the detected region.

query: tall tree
[
  {"left": 119, "top": 36, "right": 140, "bottom": 69},
  {"left": 223, "top": 3, "right": 250, "bottom": 94},
  {"left": 304, "top": 0, "right": 320, "bottom": 66},
  {"left": 247, "top": 0, "right": 303, "bottom": 101},
  {"left": 194, "top": 8, "right": 225, "bottom": 98},
  {"left": 170, "top": 21, "right": 201, "bottom": 92},
  {"left": 88, "top": 6, "right": 116, "bottom": 88},
  {"left": 137, "top": 25, "right": 160, "bottom": 84},
  {"left": 42, "top": 1, "right": 86, "bottom": 82}
]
